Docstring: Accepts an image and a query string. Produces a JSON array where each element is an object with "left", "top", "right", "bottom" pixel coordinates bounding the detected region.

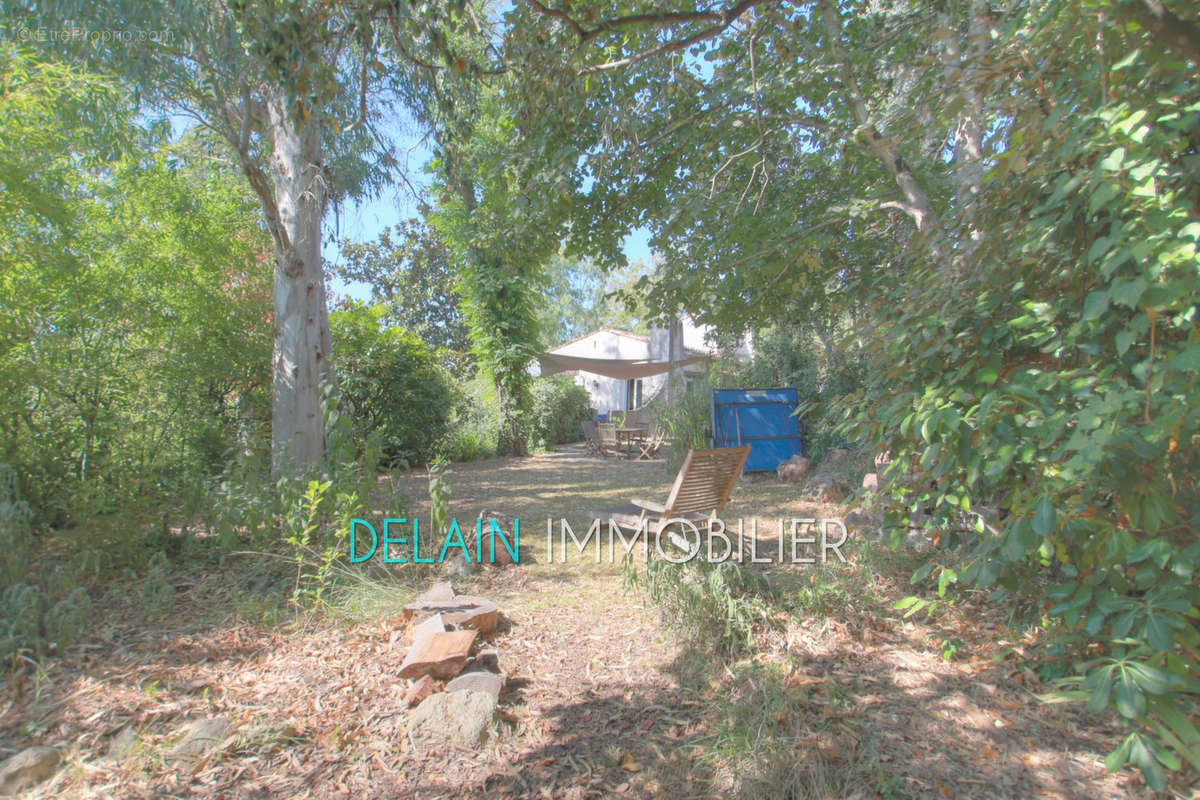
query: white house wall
[{"left": 549, "top": 330, "right": 665, "bottom": 415}]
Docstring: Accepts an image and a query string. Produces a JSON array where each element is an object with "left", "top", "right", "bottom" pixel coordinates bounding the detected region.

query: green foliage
[
  {"left": 334, "top": 221, "right": 471, "bottom": 358},
  {"left": 329, "top": 303, "right": 455, "bottom": 468},
  {"left": 735, "top": 320, "right": 865, "bottom": 461},
  {"left": 835, "top": 7, "right": 1200, "bottom": 788},
  {"left": 647, "top": 377, "right": 713, "bottom": 471},
  {"left": 635, "top": 557, "right": 771, "bottom": 661},
  {"left": 528, "top": 377, "right": 593, "bottom": 450},
  {"left": 0, "top": 56, "right": 273, "bottom": 524},
  {"left": 439, "top": 372, "right": 500, "bottom": 462},
  {"left": 415, "top": 17, "right": 581, "bottom": 456},
  {"left": 0, "top": 467, "right": 97, "bottom": 663}
]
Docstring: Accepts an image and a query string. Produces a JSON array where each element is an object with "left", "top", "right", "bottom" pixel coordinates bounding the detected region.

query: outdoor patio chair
[
  {"left": 581, "top": 421, "right": 601, "bottom": 454},
  {"left": 635, "top": 423, "right": 667, "bottom": 461},
  {"left": 594, "top": 445, "right": 750, "bottom": 536},
  {"left": 596, "top": 422, "right": 620, "bottom": 456}
]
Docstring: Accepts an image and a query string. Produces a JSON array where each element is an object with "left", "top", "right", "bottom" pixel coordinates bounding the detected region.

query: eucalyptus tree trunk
[
  {"left": 943, "top": 1, "right": 989, "bottom": 257},
  {"left": 266, "top": 94, "right": 333, "bottom": 476},
  {"left": 817, "top": 0, "right": 947, "bottom": 266}
]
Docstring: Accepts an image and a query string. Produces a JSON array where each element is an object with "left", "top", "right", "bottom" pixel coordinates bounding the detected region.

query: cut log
[
  {"left": 403, "top": 596, "right": 500, "bottom": 636},
  {"left": 411, "top": 613, "right": 446, "bottom": 643},
  {"left": 398, "top": 629, "right": 477, "bottom": 680}
]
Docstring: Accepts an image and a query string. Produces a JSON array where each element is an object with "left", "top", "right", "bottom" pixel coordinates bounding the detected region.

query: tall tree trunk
[
  {"left": 943, "top": 1, "right": 988, "bottom": 258},
  {"left": 495, "top": 377, "right": 527, "bottom": 457},
  {"left": 267, "top": 94, "right": 332, "bottom": 476},
  {"left": 818, "top": 0, "right": 948, "bottom": 266}
]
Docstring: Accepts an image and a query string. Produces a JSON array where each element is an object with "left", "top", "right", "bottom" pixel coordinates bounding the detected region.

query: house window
[{"left": 626, "top": 378, "right": 643, "bottom": 410}]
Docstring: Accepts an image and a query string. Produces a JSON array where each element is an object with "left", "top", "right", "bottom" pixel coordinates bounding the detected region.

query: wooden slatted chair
[
  {"left": 595, "top": 445, "right": 750, "bottom": 535},
  {"left": 581, "top": 421, "right": 601, "bottom": 454},
  {"left": 596, "top": 422, "right": 620, "bottom": 457},
  {"left": 635, "top": 423, "right": 666, "bottom": 461}
]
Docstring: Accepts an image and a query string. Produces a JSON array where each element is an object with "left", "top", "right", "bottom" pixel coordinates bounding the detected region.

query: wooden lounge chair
[{"left": 597, "top": 445, "right": 750, "bottom": 535}]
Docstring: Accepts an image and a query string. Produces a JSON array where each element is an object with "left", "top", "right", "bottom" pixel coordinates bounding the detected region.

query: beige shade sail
[{"left": 536, "top": 353, "right": 708, "bottom": 380}]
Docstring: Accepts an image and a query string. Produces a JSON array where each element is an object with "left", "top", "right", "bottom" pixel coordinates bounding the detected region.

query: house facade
[{"left": 545, "top": 319, "right": 751, "bottom": 416}]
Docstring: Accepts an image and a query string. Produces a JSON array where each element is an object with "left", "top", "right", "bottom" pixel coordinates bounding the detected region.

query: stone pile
[{"left": 398, "top": 582, "right": 506, "bottom": 751}]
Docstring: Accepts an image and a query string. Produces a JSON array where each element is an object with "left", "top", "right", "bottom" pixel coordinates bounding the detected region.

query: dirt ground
[{"left": 0, "top": 448, "right": 1161, "bottom": 798}]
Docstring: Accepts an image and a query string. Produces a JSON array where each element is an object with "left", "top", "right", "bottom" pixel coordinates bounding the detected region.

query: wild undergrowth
[{"left": 630, "top": 532, "right": 910, "bottom": 799}]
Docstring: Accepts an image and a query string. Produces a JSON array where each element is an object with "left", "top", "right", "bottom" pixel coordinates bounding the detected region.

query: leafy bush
[
  {"left": 330, "top": 303, "right": 455, "bottom": 468},
  {"left": 528, "top": 376, "right": 593, "bottom": 449},
  {"left": 734, "top": 321, "right": 863, "bottom": 463},
  {"left": 843, "top": 16, "right": 1200, "bottom": 788},
  {"left": 634, "top": 557, "right": 770, "bottom": 660},
  {"left": 439, "top": 372, "right": 499, "bottom": 462},
  {"left": 648, "top": 376, "right": 713, "bottom": 471},
  {"left": 0, "top": 57, "right": 274, "bottom": 525}
]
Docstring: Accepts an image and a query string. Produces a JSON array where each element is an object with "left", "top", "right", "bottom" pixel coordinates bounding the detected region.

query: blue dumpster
[{"left": 710, "top": 388, "right": 803, "bottom": 472}]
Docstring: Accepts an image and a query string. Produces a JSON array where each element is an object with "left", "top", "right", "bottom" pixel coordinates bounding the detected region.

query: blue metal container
[{"left": 710, "top": 388, "right": 803, "bottom": 472}]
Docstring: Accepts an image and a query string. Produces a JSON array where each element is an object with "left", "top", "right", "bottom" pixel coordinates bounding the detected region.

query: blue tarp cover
[{"left": 710, "top": 388, "right": 803, "bottom": 472}]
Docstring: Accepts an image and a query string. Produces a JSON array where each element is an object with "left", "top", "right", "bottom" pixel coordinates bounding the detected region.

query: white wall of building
[
  {"left": 544, "top": 318, "right": 753, "bottom": 416},
  {"left": 550, "top": 329, "right": 659, "bottom": 415}
]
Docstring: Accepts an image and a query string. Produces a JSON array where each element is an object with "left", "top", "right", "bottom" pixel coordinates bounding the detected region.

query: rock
[
  {"left": 445, "top": 670, "right": 503, "bottom": 703},
  {"left": 819, "top": 447, "right": 852, "bottom": 473},
  {"left": 403, "top": 675, "right": 442, "bottom": 708},
  {"left": 407, "top": 690, "right": 497, "bottom": 751},
  {"left": 776, "top": 455, "right": 811, "bottom": 484},
  {"left": 806, "top": 473, "right": 850, "bottom": 503},
  {"left": 861, "top": 472, "right": 879, "bottom": 491},
  {"left": 469, "top": 649, "right": 500, "bottom": 673},
  {"left": 169, "top": 716, "right": 231, "bottom": 762},
  {"left": 0, "top": 746, "right": 60, "bottom": 796},
  {"left": 398, "top": 629, "right": 478, "bottom": 679},
  {"left": 106, "top": 726, "right": 138, "bottom": 761},
  {"left": 403, "top": 596, "right": 500, "bottom": 636},
  {"left": 440, "top": 551, "right": 478, "bottom": 577}
]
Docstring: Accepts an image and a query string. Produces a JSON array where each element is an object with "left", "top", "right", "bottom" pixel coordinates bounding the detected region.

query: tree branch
[{"left": 524, "top": 0, "right": 778, "bottom": 73}]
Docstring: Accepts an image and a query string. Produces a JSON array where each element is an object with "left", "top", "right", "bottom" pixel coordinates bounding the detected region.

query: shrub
[
  {"left": 439, "top": 372, "right": 499, "bottom": 462},
  {"left": 330, "top": 303, "right": 455, "bottom": 468},
  {"left": 528, "top": 376, "right": 593, "bottom": 450},
  {"left": 651, "top": 377, "right": 714, "bottom": 471},
  {"left": 634, "top": 557, "right": 770, "bottom": 661}
]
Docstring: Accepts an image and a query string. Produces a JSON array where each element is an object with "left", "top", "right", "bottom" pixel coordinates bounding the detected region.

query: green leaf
[
  {"left": 1098, "top": 147, "right": 1125, "bottom": 172},
  {"left": 1171, "top": 345, "right": 1200, "bottom": 371},
  {"left": 1088, "top": 665, "right": 1114, "bottom": 712},
  {"left": 1114, "top": 670, "right": 1146, "bottom": 719},
  {"left": 1033, "top": 497, "right": 1057, "bottom": 536},
  {"left": 1110, "top": 277, "right": 1147, "bottom": 308},
  {"left": 1115, "top": 329, "right": 1135, "bottom": 355},
  {"left": 1089, "top": 182, "right": 1120, "bottom": 215},
  {"left": 1144, "top": 613, "right": 1174, "bottom": 651},
  {"left": 1082, "top": 290, "right": 1109, "bottom": 320}
]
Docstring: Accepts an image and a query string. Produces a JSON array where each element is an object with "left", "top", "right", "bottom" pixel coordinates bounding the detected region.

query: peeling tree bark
[
  {"left": 266, "top": 93, "right": 333, "bottom": 476},
  {"left": 942, "top": 1, "right": 989, "bottom": 259}
]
